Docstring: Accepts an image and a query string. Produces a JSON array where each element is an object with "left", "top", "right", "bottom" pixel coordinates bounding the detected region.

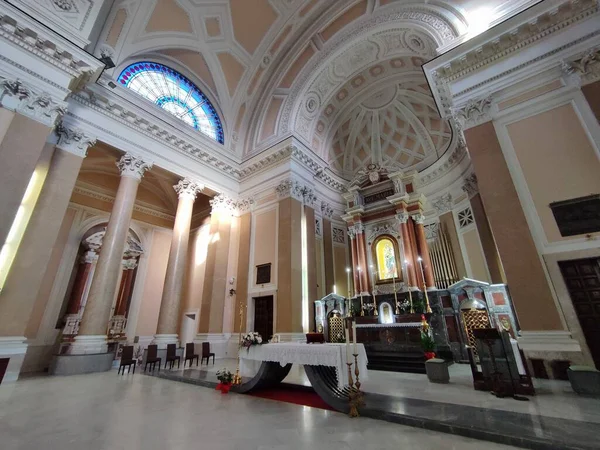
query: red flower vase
[
  {"left": 216, "top": 382, "right": 223, "bottom": 391},
  {"left": 424, "top": 352, "right": 436, "bottom": 360},
  {"left": 220, "top": 383, "right": 231, "bottom": 394}
]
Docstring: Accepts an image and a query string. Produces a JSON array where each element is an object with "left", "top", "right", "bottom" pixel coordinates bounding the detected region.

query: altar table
[{"left": 239, "top": 343, "right": 368, "bottom": 389}]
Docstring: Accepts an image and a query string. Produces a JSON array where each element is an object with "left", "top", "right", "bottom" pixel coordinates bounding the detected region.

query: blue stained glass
[{"left": 117, "top": 62, "right": 224, "bottom": 144}]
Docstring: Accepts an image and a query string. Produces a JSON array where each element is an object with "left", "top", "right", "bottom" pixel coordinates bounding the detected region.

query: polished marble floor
[
  {"left": 0, "top": 371, "right": 523, "bottom": 450},
  {"left": 184, "top": 358, "right": 600, "bottom": 423}
]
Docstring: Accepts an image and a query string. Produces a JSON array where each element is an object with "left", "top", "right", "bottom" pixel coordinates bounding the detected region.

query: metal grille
[
  {"left": 462, "top": 309, "right": 490, "bottom": 355},
  {"left": 328, "top": 316, "right": 345, "bottom": 343}
]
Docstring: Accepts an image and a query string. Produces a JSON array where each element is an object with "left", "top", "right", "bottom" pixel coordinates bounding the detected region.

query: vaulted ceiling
[{"left": 97, "top": 0, "right": 539, "bottom": 178}]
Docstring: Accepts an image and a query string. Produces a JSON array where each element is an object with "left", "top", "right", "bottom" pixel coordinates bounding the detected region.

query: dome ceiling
[{"left": 328, "top": 80, "right": 452, "bottom": 178}]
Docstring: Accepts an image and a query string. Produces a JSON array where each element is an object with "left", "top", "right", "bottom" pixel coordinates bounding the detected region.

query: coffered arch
[{"left": 246, "top": 3, "right": 464, "bottom": 156}]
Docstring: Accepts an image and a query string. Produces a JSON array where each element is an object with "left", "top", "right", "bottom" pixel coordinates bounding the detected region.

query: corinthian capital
[
  {"left": 55, "top": 123, "right": 97, "bottom": 157},
  {"left": 411, "top": 213, "right": 425, "bottom": 225},
  {"left": 174, "top": 178, "right": 204, "bottom": 200},
  {"left": 395, "top": 212, "right": 409, "bottom": 224},
  {"left": 451, "top": 96, "right": 493, "bottom": 130},
  {"left": 116, "top": 153, "right": 152, "bottom": 180},
  {"left": 210, "top": 193, "right": 236, "bottom": 214}
]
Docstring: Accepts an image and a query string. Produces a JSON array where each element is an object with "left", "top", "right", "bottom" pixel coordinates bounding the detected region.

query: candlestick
[
  {"left": 345, "top": 326, "right": 351, "bottom": 362},
  {"left": 352, "top": 321, "right": 357, "bottom": 355}
]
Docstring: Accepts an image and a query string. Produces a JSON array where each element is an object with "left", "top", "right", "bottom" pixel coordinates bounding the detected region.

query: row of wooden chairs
[{"left": 118, "top": 342, "right": 215, "bottom": 374}]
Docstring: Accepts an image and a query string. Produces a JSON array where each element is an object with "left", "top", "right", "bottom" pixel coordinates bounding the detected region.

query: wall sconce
[{"left": 229, "top": 288, "right": 236, "bottom": 297}]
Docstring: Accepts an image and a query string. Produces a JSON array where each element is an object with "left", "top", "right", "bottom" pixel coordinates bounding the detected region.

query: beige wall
[
  {"left": 180, "top": 222, "right": 210, "bottom": 333},
  {"left": 439, "top": 212, "right": 467, "bottom": 279},
  {"left": 323, "top": 219, "right": 335, "bottom": 294},
  {"left": 470, "top": 194, "right": 505, "bottom": 283},
  {"left": 315, "top": 238, "right": 325, "bottom": 299},
  {"left": 507, "top": 104, "right": 600, "bottom": 243},
  {"left": 333, "top": 244, "right": 349, "bottom": 298},
  {"left": 276, "top": 197, "right": 303, "bottom": 333},
  {"left": 235, "top": 213, "right": 251, "bottom": 333},
  {"left": 465, "top": 122, "right": 562, "bottom": 331},
  {"left": 135, "top": 230, "right": 172, "bottom": 337},
  {"left": 25, "top": 208, "right": 77, "bottom": 338},
  {"left": 462, "top": 228, "right": 490, "bottom": 283},
  {"left": 252, "top": 208, "right": 277, "bottom": 286}
]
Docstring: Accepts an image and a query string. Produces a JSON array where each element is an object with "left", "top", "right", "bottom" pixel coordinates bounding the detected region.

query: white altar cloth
[{"left": 239, "top": 343, "right": 368, "bottom": 389}]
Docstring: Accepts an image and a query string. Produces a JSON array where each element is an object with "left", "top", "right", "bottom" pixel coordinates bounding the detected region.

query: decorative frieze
[
  {"left": 367, "top": 223, "right": 400, "bottom": 244},
  {"left": 55, "top": 123, "right": 96, "bottom": 157},
  {"left": 432, "top": 193, "right": 453, "bottom": 215},
  {"left": 462, "top": 173, "right": 479, "bottom": 198},
  {"left": 116, "top": 153, "right": 152, "bottom": 180},
  {"left": 173, "top": 178, "right": 204, "bottom": 200}
]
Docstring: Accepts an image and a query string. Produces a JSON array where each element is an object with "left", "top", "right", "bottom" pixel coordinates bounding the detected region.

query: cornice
[
  {"left": 72, "top": 184, "right": 175, "bottom": 222},
  {"left": 0, "top": 2, "right": 103, "bottom": 83},
  {"left": 69, "top": 88, "right": 243, "bottom": 181},
  {"left": 435, "top": 0, "right": 598, "bottom": 83}
]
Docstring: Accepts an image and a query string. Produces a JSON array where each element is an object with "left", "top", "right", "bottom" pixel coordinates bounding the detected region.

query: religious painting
[{"left": 375, "top": 237, "right": 398, "bottom": 280}]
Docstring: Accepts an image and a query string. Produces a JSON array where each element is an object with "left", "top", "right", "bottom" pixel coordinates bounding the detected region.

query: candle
[
  {"left": 346, "top": 267, "right": 351, "bottom": 297},
  {"left": 333, "top": 284, "right": 337, "bottom": 295},
  {"left": 352, "top": 321, "right": 357, "bottom": 355},
  {"left": 345, "top": 327, "right": 351, "bottom": 361},
  {"left": 369, "top": 264, "right": 375, "bottom": 294},
  {"left": 357, "top": 266, "right": 362, "bottom": 294},
  {"left": 418, "top": 256, "right": 425, "bottom": 287}
]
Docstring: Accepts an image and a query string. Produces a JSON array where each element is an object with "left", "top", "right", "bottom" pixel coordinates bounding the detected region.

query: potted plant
[
  {"left": 216, "top": 369, "right": 234, "bottom": 394},
  {"left": 420, "top": 314, "right": 436, "bottom": 360}
]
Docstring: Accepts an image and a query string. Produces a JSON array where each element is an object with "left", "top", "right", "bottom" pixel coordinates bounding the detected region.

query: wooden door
[
  {"left": 559, "top": 258, "right": 600, "bottom": 368},
  {"left": 254, "top": 296, "right": 273, "bottom": 341}
]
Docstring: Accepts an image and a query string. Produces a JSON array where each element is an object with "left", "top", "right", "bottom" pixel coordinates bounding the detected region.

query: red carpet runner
[{"left": 248, "top": 384, "right": 335, "bottom": 411}]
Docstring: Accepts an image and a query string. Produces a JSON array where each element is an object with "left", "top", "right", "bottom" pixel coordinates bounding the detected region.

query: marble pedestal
[{"left": 49, "top": 352, "right": 115, "bottom": 375}]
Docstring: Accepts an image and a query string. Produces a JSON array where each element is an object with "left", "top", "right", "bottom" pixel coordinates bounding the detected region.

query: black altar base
[{"left": 152, "top": 363, "right": 597, "bottom": 450}]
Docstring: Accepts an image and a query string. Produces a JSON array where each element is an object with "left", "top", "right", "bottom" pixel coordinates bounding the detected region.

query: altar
[{"left": 240, "top": 342, "right": 368, "bottom": 389}]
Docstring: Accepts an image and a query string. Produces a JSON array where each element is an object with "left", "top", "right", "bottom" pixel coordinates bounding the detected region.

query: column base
[
  {"left": 70, "top": 335, "right": 108, "bottom": 354},
  {"left": 0, "top": 336, "right": 28, "bottom": 383},
  {"left": 153, "top": 334, "right": 178, "bottom": 349},
  {"left": 49, "top": 352, "right": 115, "bottom": 376}
]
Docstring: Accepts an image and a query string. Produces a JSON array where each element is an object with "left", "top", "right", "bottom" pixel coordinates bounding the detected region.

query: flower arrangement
[
  {"left": 420, "top": 314, "right": 436, "bottom": 360},
  {"left": 216, "top": 369, "right": 233, "bottom": 393},
  {"left": 240, "top": 331, "right": 263, "bottom": 350}
]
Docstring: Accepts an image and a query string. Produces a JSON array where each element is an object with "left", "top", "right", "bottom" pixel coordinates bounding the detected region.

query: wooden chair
[
  {"left": 118, "top": 345, "right": 136, "bottom": 375},
  {"left": 144, "top": 344, "right": 161, "bottom": 372},
  {"left": 184, "top": 342, "right": 199, "bottom": 367},
  {"left": 165, "top": 343, "right": 180, "bottom": 369},
  {"left": 201, "top": 342, "right": 215, "bottom": 365}
]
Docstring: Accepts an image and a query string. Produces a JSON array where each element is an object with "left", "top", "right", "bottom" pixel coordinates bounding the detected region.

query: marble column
[
  {"left": 155, "top": 178, "right": 203, "bottom": 346},
  {"left": 412, "top": 213, "right": 436, "bottom": 289},
  {"left": 348, "top": 227, "right": 360, "bottom": 296},
  {"left": 199, "top": 194, "right": 234, "bottom": 334},
  {"left": 73, "top": 154, "right": 151, "bottom": 354},
  {"left": 0, "top": 128, "right": 93, "bottom": 339},
  {"left": 396, "top": 212, "right": 417, "bottom": 287},
  {"left": 354, "top": 222, "right": 370, "bottom": 294},
  {"left": 0, "top": 110, "right": 54, "bottom": 250}
]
